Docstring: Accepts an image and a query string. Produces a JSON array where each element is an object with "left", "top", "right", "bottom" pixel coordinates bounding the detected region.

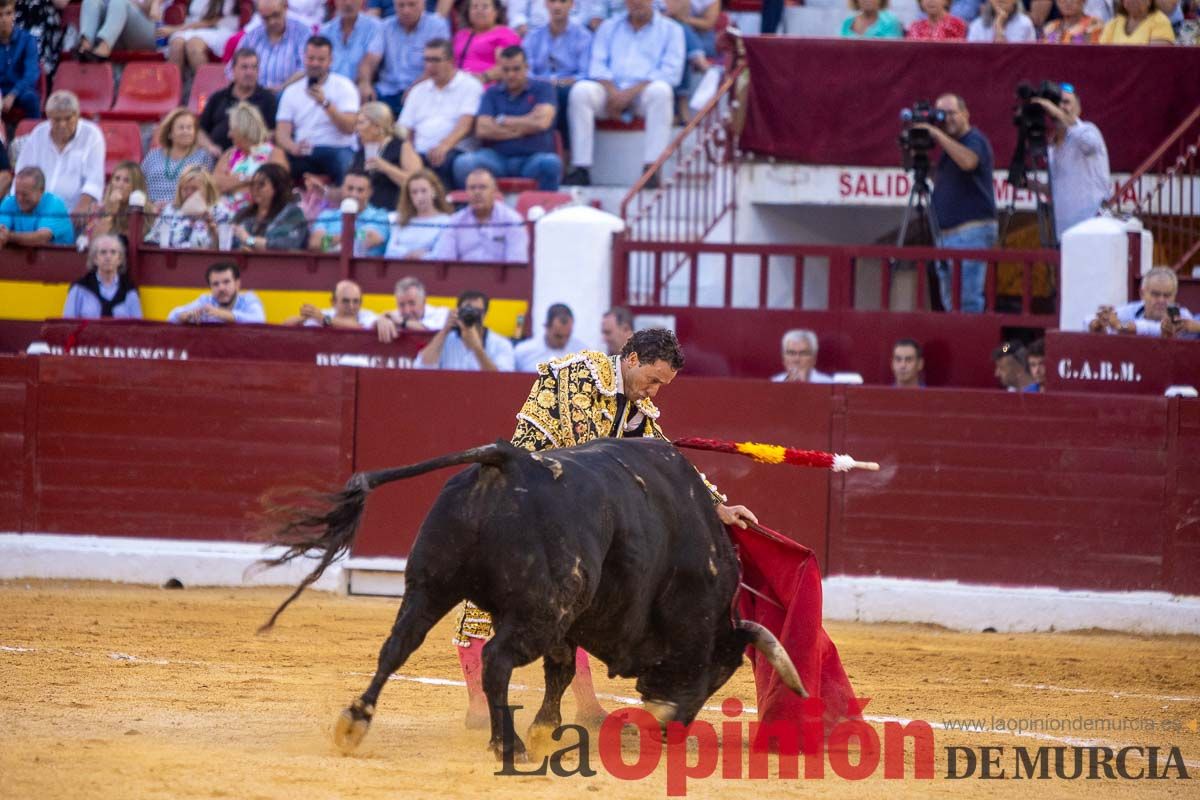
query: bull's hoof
[
  {"left": 334, "top": 699, "right": 375, "bottom": 753},
  {"left": 490, "top": 736, "right": 528, "bottom": 763}
]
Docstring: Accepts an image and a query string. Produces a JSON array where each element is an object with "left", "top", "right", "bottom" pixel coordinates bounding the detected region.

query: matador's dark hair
[{"left": 622, "top": 328, "right": 685, "bottom": 371}]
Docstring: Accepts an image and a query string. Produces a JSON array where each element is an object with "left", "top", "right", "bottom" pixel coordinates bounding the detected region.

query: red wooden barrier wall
[{"left": 3, "top": 355, "right": 1196, "bottom": 596}]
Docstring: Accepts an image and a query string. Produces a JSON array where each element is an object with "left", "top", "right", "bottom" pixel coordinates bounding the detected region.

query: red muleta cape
[{"left": 729, "top": 523, "right": 863, "bottom": 753}]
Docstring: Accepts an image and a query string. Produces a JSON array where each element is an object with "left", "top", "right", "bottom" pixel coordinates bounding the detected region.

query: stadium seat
[
  {"left": 52, "top": 61, "right": 115, "bottom": 118},
  {"left": 13, "top": 118, "right": 39, "bottom": 138},
  {"left": 189, "top": 64, "right": 227, "bottom": 114},
  {"left": 496, "top": 178, "right": 537, "bottom": 194},
  {"left": 105, "top": 62, "right": 182, "bottom": 122},
  {"left": 515, "top": 191, "right": 573, "bottom": 219},
  {"left": 98, "top": 121, "right": 144, "bottom": 176}
]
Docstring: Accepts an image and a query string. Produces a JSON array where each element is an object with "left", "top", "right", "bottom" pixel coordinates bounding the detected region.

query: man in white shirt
[
  {"left": 771, "top": 328, "right": 832, "bottom": 384},
  {"left": 416, "top": 289, "right": 515, "bottom": 371},
  {"left": 514, "top": 303, "right": 590, "bottom": 371},
  {"left": 285, "top": 279, "right": 378, "bottom": 328},
  {"left": 398, "top": 38, "right": 483, "bottom": 190},
  {"left": 14, "top": 90, "right": 105, "bottom": 225},
  {"left": 275, "top": 35, "right": 362, "bottom": 185},
  {"left": 564, "top": 0, "right": 684, "bottom": 187},
  {"left": 375, "top": 275, "right": 450, "bottom": 342}
]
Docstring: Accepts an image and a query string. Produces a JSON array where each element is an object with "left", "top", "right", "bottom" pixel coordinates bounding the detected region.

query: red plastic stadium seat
[
  {"left": 515, "top": 191, "right": 572, "bottom": 219},
  {"left": 496, "top": 177, "right": 537, "bottom": 194},
  {"left": 53, "top": 61, "right": 115, "bottom": 118},
  {"left": 98, "top": 121, "right": 144, "bottom": 176},
  {"left": 14, "top": 118, "right": 39, "bottom": 138},
  {"left": 447, "top": 189, "right": 468, "bottom": 205},
  {"left": 105, "top": 62, "right": 182, "bottom": 122},
  {"left": 189, "top": 63, "right": 227, "bottom": 114},
  {"left": 61, "top": 3, "right": 81, "bottom": 53}
]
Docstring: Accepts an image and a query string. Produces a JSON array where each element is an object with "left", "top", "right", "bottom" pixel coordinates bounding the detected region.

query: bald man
[{"left": 286, "top": 279, "right": 378, "bottom": 328}]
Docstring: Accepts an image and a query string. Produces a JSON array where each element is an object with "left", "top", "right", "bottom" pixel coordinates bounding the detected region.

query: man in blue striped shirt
[
  {"left": 361, "top": 0, "right": 450, "bottom": 116},
  {"left": 241, "top": 0, "right": 313, "bottom": 92},
  {"left": 320, "top": 0, "right": 384, "bottom": 93},
  {"left": 168, "top": 263, "right": 267, "bottom": 325},
  {"left": 524, "top": 0, "right": 593, "bottom": 152}
]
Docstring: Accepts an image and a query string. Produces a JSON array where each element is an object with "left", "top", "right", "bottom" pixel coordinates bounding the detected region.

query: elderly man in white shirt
[
  {"left": 563, "top": 0, "right": 684, "bottom": 187},
  {"left": 14, "top": 90, "right": 105, "bottom": 225},
  {"left": 399, "top": 37, "right": 484, "bottom": 191}
]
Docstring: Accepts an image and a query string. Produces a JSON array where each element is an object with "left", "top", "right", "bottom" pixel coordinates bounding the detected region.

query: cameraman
[
  {"left": 1030, "top": 85, "right": 1111, "bottom": 242},
  {"left": 915, "top": 94, "right": 997, "bottom": 314},
  {"left": 417, "top": 290, "right": 516, "bottom": 371}
]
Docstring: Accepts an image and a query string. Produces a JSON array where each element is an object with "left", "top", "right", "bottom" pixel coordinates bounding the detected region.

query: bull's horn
[{"left": 737, "top": 620, "right": 809, "bottom": 698}]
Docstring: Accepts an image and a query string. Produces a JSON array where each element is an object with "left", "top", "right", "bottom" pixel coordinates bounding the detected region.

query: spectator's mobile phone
[
  {"left": 307, "top": 76, "right": 319, "bottom": 88},
  {"left": 1167, "top": 305, "right": 1181, "bottom": 322}
]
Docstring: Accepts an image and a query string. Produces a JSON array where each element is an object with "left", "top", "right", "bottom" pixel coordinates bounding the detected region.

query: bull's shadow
[{"left": 260, "top": 437, "right": 805, "bottom": 760}]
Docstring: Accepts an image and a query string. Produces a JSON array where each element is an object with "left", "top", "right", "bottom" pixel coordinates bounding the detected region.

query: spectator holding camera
[
  {"left": 967, "top": 0, "right": 1037, "bottom": 40},
  {"left": 1087, "top": 266, "right": 1194, "bottom": 337},
  {"left": 416, "top": 288, "right": 515, "bottom": 371},
  {"left": 914, "top": 94, "right": 996, "bottom": 314},
  {"left": 1026, "top": 84, "right": 1110, "bottom": 242}
]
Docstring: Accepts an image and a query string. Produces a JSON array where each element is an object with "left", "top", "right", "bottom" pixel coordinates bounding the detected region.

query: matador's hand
[{"left": 717, "top": 503, "right": 758, "bottom": 529}]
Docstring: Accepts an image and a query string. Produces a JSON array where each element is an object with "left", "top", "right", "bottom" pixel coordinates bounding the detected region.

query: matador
[{"left": 454, "top": 329, "right": 757, "bottom": 725}]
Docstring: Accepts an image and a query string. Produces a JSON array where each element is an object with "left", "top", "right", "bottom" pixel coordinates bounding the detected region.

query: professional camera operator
[
  {"left": 1029, "top": 84, "right": 1111, "bottom": 242},
  {"left": 914, "top": 94, "right": 997, "bottom": 314},
  {"left": 416, "top": 289, "right": 516, "bottom": 371}
]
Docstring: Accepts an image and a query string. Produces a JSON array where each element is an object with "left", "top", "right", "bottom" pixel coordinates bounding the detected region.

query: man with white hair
[
  {"left": 771, "top": 329, "right": 832, "bottom": 383},
  {"left": 1087, "top": 266, "right": 1194, "bottom": 338},
  {"left": 374, "top": 275, "right": 450, "bottom": 341},
  {"left": 14, "top": 90, "right": 105, "bottom": 223}
]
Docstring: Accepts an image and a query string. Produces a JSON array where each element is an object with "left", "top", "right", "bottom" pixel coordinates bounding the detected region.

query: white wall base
[
  {"left": 4, "top": 534, "right": 1197, "bottom": 635},
  {"left": 823, "top": 575, "right": 1200, "bottom": 636},
  {"left": 0, "top": 533, "right": 345, "bottom": 592}
]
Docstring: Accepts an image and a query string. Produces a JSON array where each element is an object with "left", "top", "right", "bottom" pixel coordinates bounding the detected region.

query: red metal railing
[
  {"left": 1108, "top": 104, "right": 1200, "bottom": 274},
  {"left": 619, "top": 62, "right": 746, "bottom": 244},
  {"left": 613, "top": 239, "right": 1060, "bottom": 321}
]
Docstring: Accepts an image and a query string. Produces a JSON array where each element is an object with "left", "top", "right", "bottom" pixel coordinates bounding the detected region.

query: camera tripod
[
  {"left": 1003, "top": 138, "right": 1057, "bottom": 249},
  {"left": 895, "top": 169, "right": 941, "bottom": 246}
]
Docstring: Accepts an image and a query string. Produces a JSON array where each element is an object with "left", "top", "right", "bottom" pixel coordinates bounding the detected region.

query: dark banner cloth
[
  {"left": 37, "top": 319, "right": 429, "bottom": 368},
  {"left": 731, "top": 522, "right": 861, "bottom": 753},
  {"left": 741, "top": 37, "right": 1200, "bottom": 173}
]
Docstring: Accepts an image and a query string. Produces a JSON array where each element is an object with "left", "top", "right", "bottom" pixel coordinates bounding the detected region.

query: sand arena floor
[{"left": 1, "top": 580, "right": 1198, "bottom": 799}]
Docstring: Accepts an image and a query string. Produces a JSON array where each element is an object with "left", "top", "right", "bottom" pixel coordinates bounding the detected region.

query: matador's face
[{"left": 621, "top": 354, "right": 677, "bottom": 403}]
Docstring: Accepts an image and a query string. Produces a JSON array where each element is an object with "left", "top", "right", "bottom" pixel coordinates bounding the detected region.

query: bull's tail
[{"left": 257, "top": 442, "right": 510, "bottom": 632}]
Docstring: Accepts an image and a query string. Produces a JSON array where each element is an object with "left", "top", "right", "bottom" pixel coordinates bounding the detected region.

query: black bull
[{"left": 262, "top": 437, "right": 806, "bottom": 760}]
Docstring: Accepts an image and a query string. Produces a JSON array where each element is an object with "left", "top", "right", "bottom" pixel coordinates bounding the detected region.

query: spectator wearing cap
[
  {"left": 890, "top": 338, "right": 925, "bottom": 388},
  {"left": 523, "top": 0, "right": 593, "bottom": 154},
  {"left": 514, "top": 303, "right": 590, "bottom": 371},
  {"left": 363, "top": 0, "right": 451, "bottom": 116},
  {"left": 562, "top": 0, "right": 684, "bottom": 187},
  {"left": 992, "top": 341, "right": 1039, "bottom": 392},
  {"left": 429, "top": 168, "right": 528, "bottom": 262},
  {"left": 772, "top": 329, "right": 832, "bottom": 383},
  {"left": 284, "top": 279, "right": 378, "bottom": 327},
  {"left": 600, "top": 305, "right": 633, "bottom": 354},
  {"left": 15, "top": 90, "right": 105, "bottom": 222},
  {"left": 1087, "top": 266, "right": 1194, "bottom": 337},
  {"left": 0, "top": 167, "right": 76, "bottom": 247},
  {"left": 276, "top": 35, "right": 361, "bottom": 184},
  {"left": 453, "top": 46, "right": 562, "bottom": 191}
]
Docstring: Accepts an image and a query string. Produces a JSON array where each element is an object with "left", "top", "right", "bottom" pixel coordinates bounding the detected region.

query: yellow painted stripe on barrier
[{"left": 0, "top": 281, "right": 528, "bottom": 337}]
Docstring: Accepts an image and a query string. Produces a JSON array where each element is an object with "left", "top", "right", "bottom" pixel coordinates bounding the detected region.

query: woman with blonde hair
[
  {"left": 348, "top": 102, "right": 422, "bottom": 211},
  {"left": 86, "top": 161, "right": 147, "bottom": 240},
  {"left": 146, "top": 164, "right": 227, "bottom": 249},
  {"left": 62, "top": 234, "right": 142, "bottom": 318},
  {"left": 213, "top": 102, "right": 290, "bottom": 216},
  {"left": 840, "top": 0, "right": 903, "bottom": 36},
  {"left": 142, "top": 107, "right": 215, "bottom": 205},
  {"left": 384, "top": 169, "right": 453, "bottom": 260}
]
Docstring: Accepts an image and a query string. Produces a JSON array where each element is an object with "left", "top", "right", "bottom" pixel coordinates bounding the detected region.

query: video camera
[
  {"left": 1007, "top": 81, "right": 1062, "bottom": 189},
  {"left": 898, "top": 102, "right": 947, "bottom": 179}
]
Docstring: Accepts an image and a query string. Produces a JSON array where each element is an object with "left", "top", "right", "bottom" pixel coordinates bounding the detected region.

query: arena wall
[{"left": 2, "top": 355, "right": 1197, "bottom": 632}]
